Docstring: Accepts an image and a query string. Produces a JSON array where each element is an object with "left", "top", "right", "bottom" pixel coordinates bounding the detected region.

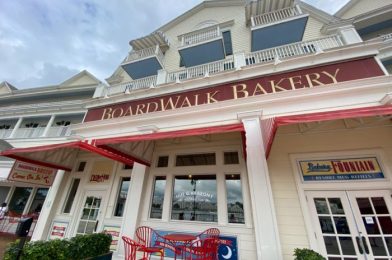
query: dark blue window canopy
[
  {"left": 251, "top": 16, "right": 308, "bottom": 52},
  {"left": 178, "top": 39, "right": 225, "bottom": 67},
  {"left": 121, "top": 57, "right": 162, "bottom": 80}
]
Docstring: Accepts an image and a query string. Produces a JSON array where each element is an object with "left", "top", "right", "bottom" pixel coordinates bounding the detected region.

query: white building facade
[{"left": 1, "top": 1, "right": 392, "bottom": 259}]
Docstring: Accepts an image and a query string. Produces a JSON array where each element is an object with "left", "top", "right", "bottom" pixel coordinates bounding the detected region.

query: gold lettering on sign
[
  {"left": 160, "top": 96, "right": 181, "bottom": 111},
  {"left": 305, "top": 73, "right": 322, "bottom": 88},
  {"left": 112, "top": 108, "right": 124, "bottom": 118},
  {"left": 232, "top": 84, "right": 248, "bottom": 99},
  {"left": 180, "top": 96, "right": 192, "bottom": 108},
  {"left": 252, "top": 83, "right": 268, "bottom": 96},
  {"left": 206, "top": 91, "right": 219, "bottom": 103},
  {"left": 270, "top": 78, "right": 287, "bottom": 93},
  {"left": 288, "top": 75, "right": 304, "bottom": 90},
  {"left": 323, "top": 69, "right": 340, "bottom": 84},
  {"left": 101, "top": 108, "right": 113, "bottom": 120},
  {"left": 123, "top": 106, "right": 133, "bottom": 117},
  {"left": 146, "top": 102, "right": 158, "bottom": 113}
]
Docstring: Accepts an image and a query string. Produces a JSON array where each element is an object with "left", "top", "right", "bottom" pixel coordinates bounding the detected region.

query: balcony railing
[
  {"left": 13, "top": 127, "right": 45, "bottom": 139},
  {"left": 251, "top": 5, "right": 303, "bottom": 28},
  {"left": 107, "top": 75, "right": 157, "bottom": 96},
  {"left": 46, "top": 126, "right": 71, "bottom": 137},
  {"left": 123, "top": 45, "right": 164, "bottom": 65},
  {"left": 245, "top": 35, "right": 343, "bottom": 66},
  {"left": 381, "top": 33, "right": 392, "bottom": 41},
  {"left": 167, "top": 57, "right": 235, "bottom": 83},
  {"left": 179, "top": 25, "right": 221, "bottom": 48},
  {"left": 0, "top": 129, "right": 12, "bottom": 139}
]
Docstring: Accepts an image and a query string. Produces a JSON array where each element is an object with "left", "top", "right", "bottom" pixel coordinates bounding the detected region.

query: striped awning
[
  {"left": 245, "top": 0, "right": 295, "bottom": 24},
  {"left": 130, "top": 31, "right": 170, "bottom": 52}
]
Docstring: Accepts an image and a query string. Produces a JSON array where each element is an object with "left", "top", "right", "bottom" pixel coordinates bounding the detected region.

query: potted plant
[
  {"left": 294, "top": 248, "right": 326, "bottom": 260},
  {"left": 4, "top": 233, "right": 112, "bottom": 260}
]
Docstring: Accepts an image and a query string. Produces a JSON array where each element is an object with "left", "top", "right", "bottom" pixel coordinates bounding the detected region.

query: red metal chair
[
  {"left": 122, "top": 236, "right": 143, "bottom": 260},
  {"left": 0, "top": 211, "right": 21, "bottom": 233},
  {"left": 184, "top": 237, "right": 220, "bottom": 260},
  {"left": 197, "top": 228, "right": 220, "bottom": 240},
  {"left": 135, "top": 226, "right": 164, "bottom": 260}
]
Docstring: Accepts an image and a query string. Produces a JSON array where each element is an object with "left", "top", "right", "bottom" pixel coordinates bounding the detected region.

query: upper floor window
[
  {"left": 176, "top": 153, "right": 216, "bottom": 166},
  {"left": 9, "top": 187, "right": 32, "bottom": 214},
  {"left": 222, "top": 31, "right": 233, "bottom": 56},
  {"left": 114, "top": 177, "right": 131, "bottom": 217}
]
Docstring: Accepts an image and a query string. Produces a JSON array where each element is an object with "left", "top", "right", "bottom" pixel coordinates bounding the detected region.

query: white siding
[
  {"left": 269, "top": 123, "right": 392, "bottom": 259},
  {"left": 340, "top": 0, "right": 391, "bottom": 19},
  {"left": 162, "top": 6, "right": 250, "bottom": 72},
  {"left": 302, "top": 16, "right": 325, "bottom": 41}
]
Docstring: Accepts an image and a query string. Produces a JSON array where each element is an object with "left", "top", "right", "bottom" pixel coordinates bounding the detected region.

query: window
[
  {"left": 171, "top": 175, "right": 217, "bottom": 222},
  {"left": 77, "top": 162, "right": 86, "bottom": 172},
  {"left": 114, "top": 177, "right": 131, "bottom": 217},
  {"left": 63, "top": 179, "right": 80, "bottom": 213},
  {"left": 150, "top": 176, "right": 166, "bottom": 219},
  {"left": 179, "top": 56, "right": 184, "bottom": 67},
  {"left": 226, "top": 174, "right": 244, "bottom": 224},
  {"left": 8, "top": 187, "right": 32, "bottom": 214},
  {"left": 222, "top": 31, "right": 233, "bottom": 56},
  {"left": 29, "top": 188, "right": 48, "bottom": 214},
  {"left": 176, "top": 153, "right": 216, "bottom": 166},
  {"left": 157, "top": 156, "right": 169, "bottom": 168},
  {"left": 224, "top": 151, "right": 239, "bottom": 164},
  {"left": 0, "top": 187, "right": 10, "bottom": 204},
  {"left": 123, "top": 164, "right": 133, "bottom": 170}
]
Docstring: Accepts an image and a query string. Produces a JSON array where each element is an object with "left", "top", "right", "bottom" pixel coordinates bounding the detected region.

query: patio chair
[
  {"left": 183, "top": 237, "right": 220, "bottom": 260},
  {"left": 122, "top": 236, "right": 143, "bottom": 260},
  {"left": 1, "top": 211, "right": 21, "bottom": 233},
  {"left": 135, "top": 226, "right": 164, "bottom": 260},
  {"left": 197, "top": 228, "right": 220, "bottom": 239}
]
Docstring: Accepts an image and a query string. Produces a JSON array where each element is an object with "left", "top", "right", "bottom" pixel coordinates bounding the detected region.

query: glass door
[
  {"left": 76, "top": 190, "right": 105, "bottom": 235},
  {"left": 307, "top": 190, "right": 392, "bottom": 260}
]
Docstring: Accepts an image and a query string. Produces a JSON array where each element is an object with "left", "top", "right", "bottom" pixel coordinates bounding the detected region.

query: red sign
[
  {"left": 8, "top": 160, "right": 57, "bottom": 186},
  {"left": 84, "top": 58, "right": 384, "bottom": 122},
  {"left": 89, "top": 174, "right": 110, "bottom": 183}
]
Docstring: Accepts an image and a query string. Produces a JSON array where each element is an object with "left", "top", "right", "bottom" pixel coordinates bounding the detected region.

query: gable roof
[
  {"left": 0, "top": 81, "right": 18, "bottom": 95},
  {"left": 298, "top": 1, "right": 339, "bottom": 24},
  {"left": 59, "top": 70, "right": 102, "bottom": 87},
  {"left": 334, "top": 0, "right": 359, "bottom": 18}
]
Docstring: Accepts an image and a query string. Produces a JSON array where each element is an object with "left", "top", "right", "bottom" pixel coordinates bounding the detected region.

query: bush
[
  {"left": 294, "top": 248, "right": 326, "bottom": 260},
  {"left": 4, "top": 233, "right": 112, "bottom": 260}
]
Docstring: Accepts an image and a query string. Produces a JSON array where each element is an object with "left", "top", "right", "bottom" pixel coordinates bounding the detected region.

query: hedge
[{"left": 4, "top": 233, "right": 112, "bottom": 260}]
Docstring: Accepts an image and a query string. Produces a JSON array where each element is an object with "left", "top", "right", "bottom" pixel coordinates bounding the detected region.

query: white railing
[
  {"left": 107, "top": 75, "right": 158, "bottom": 96},
  {"left": 0, "top": 129, "right": 13, "bottom": 139},
  {"left": 245, "top": 35, "right": 344, "bottom": 65},
  {"left": 381, "top": 33, "right": 392, "bottom": 41},
  {"left": 123, "top": 45, "right": 164, "bottom": 65},
  {"left": 46, "top": 126, "right": 71, "bottom": 137},
  {"left": 179, "top": 25, "right": 221, "bottom": 47},
  {"left": 13, "top": 127, "right": 45, "bottom": 139},
  {"left": 167, "top": 57, "right": 235, "bottom": 83},
  {"left": 251, "top": 6, "right": 302, "bottom": 27}
]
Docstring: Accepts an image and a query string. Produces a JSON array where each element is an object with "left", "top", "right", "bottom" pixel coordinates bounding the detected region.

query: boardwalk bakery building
[{"left": 1, "top": 0, "right": 392, "bottom": 259}]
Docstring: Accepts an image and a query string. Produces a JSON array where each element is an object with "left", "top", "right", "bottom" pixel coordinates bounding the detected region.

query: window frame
[
  {"left": 149, "top": 176, "right": 167, "bottom": 219},
  {"left": 113, "top": 176, "right": 131, "bottom": 217},
  {"left": 62, "top": 178, "right": 81, "bottom": 214}
]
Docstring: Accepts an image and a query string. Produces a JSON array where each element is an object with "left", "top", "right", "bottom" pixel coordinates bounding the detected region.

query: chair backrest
[
  {"left": 135, "top": 226, "right": 158, "bottom": 247},
  {"left": 189, "top": 237, "right": 219, "bottom": 260},
  {"left": 122, "top": 236, "right": 140, "bottom": 260}
]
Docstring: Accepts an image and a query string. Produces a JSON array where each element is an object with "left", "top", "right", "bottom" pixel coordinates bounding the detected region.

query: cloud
[{"left": 0, "top": 0, "right": 346, "bottom": 89}]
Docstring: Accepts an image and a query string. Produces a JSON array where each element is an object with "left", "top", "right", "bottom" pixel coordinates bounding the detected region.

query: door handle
[
  {"left": 356, "top": 237, "right": 364, "bottom": 254},
  {"left": 361, "top": 236, "right": 369, "bottom": 254},
  {"left": 94, "top": 220, "right": 99, "bottom": 232},
  {"left": 356, "top": 236, "right": 370, "bottom": 255}
]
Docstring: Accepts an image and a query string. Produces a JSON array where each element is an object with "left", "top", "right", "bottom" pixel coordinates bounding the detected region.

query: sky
[{"left": 0, "top": 0, "right": 349, "bottom": 89}]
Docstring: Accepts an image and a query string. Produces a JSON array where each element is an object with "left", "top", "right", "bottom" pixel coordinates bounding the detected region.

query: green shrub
[
  {"left": 4, "top": 233, "right": 112, "bottom": 260},
  {"left": 294, "top": 248, "right": 326, "bottom": 260}
]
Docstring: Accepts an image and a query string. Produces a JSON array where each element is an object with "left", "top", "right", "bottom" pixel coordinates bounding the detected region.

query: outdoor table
[{"left": 163, "top": 233, "right": 197, "bottom": 259}]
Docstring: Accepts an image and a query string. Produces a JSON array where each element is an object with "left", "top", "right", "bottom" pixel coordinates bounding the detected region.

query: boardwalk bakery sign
[
  {"left": 84, "top": 58, "right": 383, "bottom": 122},
  {"left": 299, "top": 157, "right": 384, "bottom": 181},
  {"left": 8, "top": 160, "right": 56, "bottom": 186}
]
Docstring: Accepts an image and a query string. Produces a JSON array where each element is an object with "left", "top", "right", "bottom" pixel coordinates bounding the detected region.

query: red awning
[
  {"left": 0, "top": 141, "right": 135, "bottom": 171},
  {"left": 264, "top": 105, "right": 392, "bottom": 158},
  {"left": 95, "top": 123, "right": 245, "bottom": 167}
]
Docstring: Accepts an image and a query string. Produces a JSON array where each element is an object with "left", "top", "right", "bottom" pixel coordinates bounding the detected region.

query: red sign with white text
[
  {"left": 84, "top": 58, "right": 384, "bottom": 122},
  {"left": 8, "top": 160, "right": 57, "bottom": 186}
]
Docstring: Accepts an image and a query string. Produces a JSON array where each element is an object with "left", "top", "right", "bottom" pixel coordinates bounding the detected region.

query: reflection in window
[
  {"left": 226, "top": 174, "right": 244, "bottom": 224},
  {"left": 63, "top": 179, "right": 80, "bottom": 213},
  {"left": 29, "top": 188, "right": 48, "bottom": 214},
  {"left": 9, "top": 187, "right": 33, "bottom": 214},
  {"left": 171, "top": 175, "right": 217, "bottom": 222},
  {"left": 150, "top": 177, "right": 166, "bottom": 219},
  {"left": 114, "top": 177, "right": 131, "bottom": 217}
]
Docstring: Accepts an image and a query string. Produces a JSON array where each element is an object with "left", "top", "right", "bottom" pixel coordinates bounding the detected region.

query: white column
[
  {"left": 337, "top": 25, "right": 363, "bottom": 45},
  {"left": 156, "top": 69, "right": 168, "bottom": 85},
  {"left": 117, "top": 163, "right": 148, "bottom": 257},
  {"left": 9, "top": 117, "right": 23, "bottom": 138},
  {"left": 41, "top": 115, "right": 56, "bottom": 137},
  {"left": 31, "top": 170, "right": 66, "bottom": 241},
  {"left": 237, "top": 111, "right": 282, "bottom": 260},
  {"left": 234, "top": 52, "right": 246, "bottom": 70}
]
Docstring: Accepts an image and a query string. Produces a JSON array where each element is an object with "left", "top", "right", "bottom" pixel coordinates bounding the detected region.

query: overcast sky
[{"left": 0, "top": 0, "right": 349, "bottom": 89}]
